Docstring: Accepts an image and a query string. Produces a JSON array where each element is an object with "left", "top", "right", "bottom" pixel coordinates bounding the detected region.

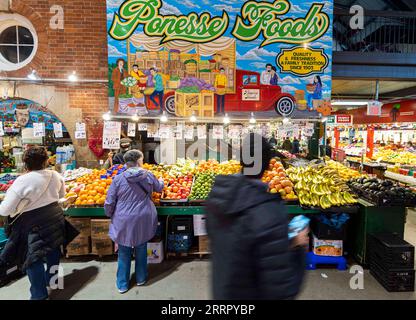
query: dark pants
[
  {"left": 216, "top": 94, "right": 225, "bottom": 114},
  {"left": 150, "top": 90, "right": 164, "bottom": 111},
  {"left": 26, "top": 248, "right": 61, "bottom": 300}
]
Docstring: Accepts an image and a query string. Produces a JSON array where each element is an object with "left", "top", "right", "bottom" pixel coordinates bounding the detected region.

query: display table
[{"left": 384, "top": 171, "right": 416, "bottom": 186}]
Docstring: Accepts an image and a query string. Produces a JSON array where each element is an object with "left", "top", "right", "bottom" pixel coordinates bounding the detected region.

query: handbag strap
[{"left": 9, "top": 171, "right": 54, "bottom": 224}]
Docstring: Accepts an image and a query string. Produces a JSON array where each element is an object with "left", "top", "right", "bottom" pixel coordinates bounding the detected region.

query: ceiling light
[
  {"left": 331, "top": 101, "right": 368, "bottom": 106},
  {"left": 68, "top": 71, "right": 78, "bottom": 82},
  {"left": 27, "top": 70, "right": 40, "bottom": 80},
  {"left": 102, "top": 112, "right": 111, "bottom": 121},
  {"left": 223, "top": 114, "right": 230, "bottom": 124},
  {"left": 131, "top": 113, "right": 139, "bottom": 122},
  {"left": 249, "top": 112, "right": 256, "bottom": 124},
  {"left": 282, "top": 118, "right": 290, "bottom": 125},
  {"left": 322, "top": 117, "right": 328, "bottom": 123},
  {"left": 190, "top": 112, "right": 197, "bottom": 123},
  {"left": 160, "top": 111, "right": 168, "bottom": 123}
]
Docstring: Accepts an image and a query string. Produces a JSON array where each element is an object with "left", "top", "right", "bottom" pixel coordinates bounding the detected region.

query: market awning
[{"left": 128, "top": 34, "right": 235, "bottom": 56}]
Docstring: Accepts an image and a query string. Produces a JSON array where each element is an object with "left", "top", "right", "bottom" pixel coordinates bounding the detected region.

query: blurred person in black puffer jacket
[{"left": 206, "top": 133, "right": 308, "bottom": 300}]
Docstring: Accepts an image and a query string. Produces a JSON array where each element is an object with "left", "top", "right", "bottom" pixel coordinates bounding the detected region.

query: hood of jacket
[
  {"left": 123, "top": 167, "right": 152, "bottom": 191},
  {"left": 206, "top": 174, "right": 278, "bottom": 216}
]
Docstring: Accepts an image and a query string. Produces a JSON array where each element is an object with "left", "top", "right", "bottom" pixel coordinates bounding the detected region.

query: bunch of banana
[{"left": 287, "top": 165, "right": 358, "bottom": 209}]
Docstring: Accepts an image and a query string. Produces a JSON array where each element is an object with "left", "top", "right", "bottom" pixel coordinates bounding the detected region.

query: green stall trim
[{"left": 65, "top": 205, "right": 322, "bottom": 217}]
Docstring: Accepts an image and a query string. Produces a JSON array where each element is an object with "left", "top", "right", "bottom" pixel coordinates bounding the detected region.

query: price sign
[
  {"left": 367, "top": 101, "right": 383, "bottom": 116},
  {"left": 138, "top": 123, "right": 148, "bottom": 131},
  {"left": 197, "top": 125, "right": 207, "bottom": 139},
  {"left": 212, "top": 125, "right": 224, "bottom": 139},
  {"left": 159, "top": 124, "right": 172, "bottom": 139},
  {"left": 174, "top": 123, "right": 184, "bottom": 140},
  {"left": 184, "top": 126, "right": 194, "bottom": 140},
  {"left": 102, "top": 121, "right": 121, "bottom": 149},
  {"left": 33, "top": 123, "right": 45, "bottom": 137},
  {"left": 53, "top": 123, "right": 63, "bottom": 138},
  {"left": 75, "top": 131, "right": 86, "bottom": 139},
  {"left": 127, "top": 122, "right": 136, "bottom": 137},
  {"left": 0, "top": 122, "right": 4, "bottom": 136},
  {"left": 76, "top": 122, "right": 86, "bottom": 132}
]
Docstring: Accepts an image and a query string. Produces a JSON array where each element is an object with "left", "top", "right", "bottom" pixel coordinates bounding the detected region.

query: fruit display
[
  {"left": 0, "top": 174, "right": 18, "bottom": 194},
  {"left": 262, "top": 159, "right": 297, "bottom": 201},
  {"left": 162, "top": 175, "right": 193, "bottom": 200},
  {"left": 68, "top": 169, "right": 112, "bottom": 206},
  {"left": 277, "top": 150, "right": 296, "bottom": 159},
  {"left": 62, "top": 167, "right": 92, "bottom": 182},
  {"left": 195, "top": 159, "right": 241, "bottom": 175},
  {"left": 189, "top": 172, "right": 216, "bottom": 201},
  {"left": 372, "top": 148, "right": 416, "bottom": 165},
  {"left": 286, "top": 165, "right": 358, "bottom": 209},
  {"left": 348, "top": 177, "right": 416, "bottom": 206},
  {"left": 325, "top": 160, "right": 362, "bottom": 181},
  {"left": 0, "top": 180, "right": 14, "bottom": 192}
]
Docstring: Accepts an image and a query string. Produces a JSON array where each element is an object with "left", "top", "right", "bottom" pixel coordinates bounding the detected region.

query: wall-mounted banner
[{"left": 107, "top": 0, "right": 333, "bottom": 120}]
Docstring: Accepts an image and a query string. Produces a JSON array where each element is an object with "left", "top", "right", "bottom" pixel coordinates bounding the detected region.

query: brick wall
[{"left": 4, "top": 0, "right": 110, "bottom": 164}]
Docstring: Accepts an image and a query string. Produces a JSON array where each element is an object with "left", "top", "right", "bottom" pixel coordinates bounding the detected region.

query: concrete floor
[{"left": 1, "top": 213, "right": 416, "bottom": 300}]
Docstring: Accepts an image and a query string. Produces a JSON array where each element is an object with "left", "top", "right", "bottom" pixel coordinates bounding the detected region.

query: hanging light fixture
[
  {"left": 68, "top": 71, "right": 78, "bottom": 82},
  {"left": 249, "top": 112, "right": 256, "bottom": 124},
  {"left": 131, "top": 113, "right": 139, "bottom": 122},
  {"left": 160, "top": 111, "right": 168, "bottom": 123},
  {"left": 190, "top": 112, "right": 197, "bottom": 123},
  {"left": 223, "top": 113, "right": 230, "bottom": 124},
  {"left": 102, "top": 112, "right": 111, "bottom": 121},
  {"left": 27, "top": 70, "right": 40, "bottom": 80},
  {"left": 283, "top": 118, "right": 290, "bottom": 125}
]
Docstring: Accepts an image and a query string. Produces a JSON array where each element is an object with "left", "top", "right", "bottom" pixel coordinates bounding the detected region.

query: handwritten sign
[
  {"left": 75, "top": 131, "right": 86, "bottom": 139},
  {"left": 159, "top": 124, "right": 172, "bottom": 139},
  {"left": 127, "top": 122, "right": 136, "bottom": 137},
  {"left": 53, "top": 123, "right": 63, "bottom": 138},
  {"left": 76, "top": 122, "right": 86, "bottom": 132},
  {"left": 33, "top": 123, "right": 45, "bottom": 137},
  {"left": 212, "top": 125, "right": 224, "bottom": 139},
  {"left": 138, "top": 123, "right": 148, "bottom": 131},
  {"left": 197, "top": 125, "right": 207, "bottom": 139},
  {"left": 103, "top": 121, "right": 121, "bottom": 149},
  {"left": 184, "top": 126, "right": 194, "bottom": 140}
]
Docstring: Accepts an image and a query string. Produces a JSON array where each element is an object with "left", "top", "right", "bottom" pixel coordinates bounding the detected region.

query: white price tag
[
  {"left": 197, "top": 125, "right": 207, "bottom": 139},
  {"left": 0, "top": 122, "right": 4, "bottom": 137},
  {"left": 53, "top": 122, "right": 63, "bottom": 138},
  {"left": 138, "top": 123, "right": 148, "bottom": 131},
  {"left": 33, "top": 123, "right": 45, "bottom": 137},
  {"left": 127, "top": 122, "right": 136, "bottom": 137},
  {"left": 159, "top": 124, "right": 172, "bottom": 139},
  {"left": 75, "top": 131, "right": 86, "bottom": 139},
  {"left": 76, "top": 122, "right": 86, "bottom": 132},
  {"left": 212, "top": 125, "right": 224, "bottom": 139},
  {"left": 184, "top": 126, "right": 194, "bottom": 140}
]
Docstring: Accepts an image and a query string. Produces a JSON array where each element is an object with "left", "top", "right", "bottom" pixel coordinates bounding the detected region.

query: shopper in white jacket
[{"left": 0, "top": 146, "right": 75, "bottom": 300}]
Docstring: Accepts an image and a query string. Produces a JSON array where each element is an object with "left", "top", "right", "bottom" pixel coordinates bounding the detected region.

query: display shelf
[
  {"left": 384, "top": 171, "right": 416, "bottom": 186},
  {"left": 65, "top": 204, "right": 322, "bottom": 217}
]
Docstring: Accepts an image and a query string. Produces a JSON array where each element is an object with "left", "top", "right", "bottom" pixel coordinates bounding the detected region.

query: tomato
[
  {"left": 179, "top": 178, "right": 184, "bottom": 184},
  {"left": 169, "top": 179, "right": 175, "bottom": 185},
  {"left": 172, "top": 186, "right": 179, "bottom": 193},
  {"left": 181, "top": 195, "right": 187, "bottom": 199}
]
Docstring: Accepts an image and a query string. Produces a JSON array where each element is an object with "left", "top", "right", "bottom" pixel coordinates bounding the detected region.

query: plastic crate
[
  {"left": 167, "top": 234, "right": 192, "bottom": 253},
  {"left": 370, "top": 259, "right": 415, "bottom": 292},
  {"left": 368, "top": 233, "right": 414, "bottom": 270},
  {"left": 170, "top": 216, "right": 193, "bottom": 235}
]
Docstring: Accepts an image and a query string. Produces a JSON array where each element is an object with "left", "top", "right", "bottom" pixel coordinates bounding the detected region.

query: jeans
[
  {"left": 307, "top": 93, "right": 322, "bottom": 110},
  {"left": 216, "top": 94, "right": 225, "bottom": 114},
  {"left": 26, "top": 248, "right": 61, "bottom": 300},
  {"left": 117, "top": 243, "right": 148, "bottom": 291},
  {"left": 150, "top": 90, "right": 164, "bottom": 111}
]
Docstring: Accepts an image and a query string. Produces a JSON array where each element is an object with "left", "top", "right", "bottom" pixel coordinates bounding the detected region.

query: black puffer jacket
[
  {"left": 206, "top": 174, "right": 305, "bottom": 300},
  {"left": 0, "top": 202, "right": 78, "bottom": 271}
]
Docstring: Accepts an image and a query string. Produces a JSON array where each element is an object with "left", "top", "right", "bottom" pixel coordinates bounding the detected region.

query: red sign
[{"left": 336, "top": 115, "right": 353, "bottom": 124}]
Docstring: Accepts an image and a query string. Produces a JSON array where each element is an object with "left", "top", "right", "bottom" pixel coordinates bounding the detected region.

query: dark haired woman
[
  {"left": 0, "top": 146, "right": 77, "bottom": 300},
  {"left": 307, "top": 75, "right": 323, "bottom": 111}
]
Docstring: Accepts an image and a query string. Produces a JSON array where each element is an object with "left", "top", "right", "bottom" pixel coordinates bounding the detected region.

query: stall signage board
[
  {"left": 336, "top": 115, "right": 353, "bottom": 125},
  {"left": 326, "top": 115, "right": 336, "bottom": 125},
  {"left": 53, "top": 123, "right": 63, "bottom": 138},
  {"left": 106, "top": 0, "right": 334, "bottom": 119},
  {"left": 103, "top": 121, "right": 122, "bottom": 149},
  {"left": 367, "top": 101, "right": 383, "bottom": 116}
]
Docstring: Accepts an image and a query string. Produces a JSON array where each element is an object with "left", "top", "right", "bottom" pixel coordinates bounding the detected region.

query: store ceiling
[
  {"left": 335, "top": 0, "right": 416, "bottom": 11},
  {"left": 332, "top": 79, "right": 416, "bottom": 102}
]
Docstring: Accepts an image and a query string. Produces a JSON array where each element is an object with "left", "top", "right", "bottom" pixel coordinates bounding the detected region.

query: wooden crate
[
  {"left": 185, "top": 64, "right": 197, "bottom": 73},
  {"left": 91, "top": 237, "right": 114, "bottom": 256},
  {"left": 198, "top": 235, "right": 210, "bottom": 253},
  {"left": 175, "top": 92, "right": 201, "bottom": 117},
  {"left": 66, "top": 235, "right": 90, "bottom": 257},
  {"left": 199, "top": 72, "right": 212, "bottom": 84},
  {"left": 91, "top": 219, "right": 110, "bottom": 238},
  {"left": 67, "top": 217, "right": 91, "bottom": 237},
  {"left": 146, "top": 59, "right": 163, "bottom": 70},
  {"left": 199, "top": 92, "right": 215, "bottom": 117},
  {"left": 169, "top": 52, "right": 180, "bottom": 60},
  {"left": 167, "top": 80, "right": 180, "bottom": 89}
]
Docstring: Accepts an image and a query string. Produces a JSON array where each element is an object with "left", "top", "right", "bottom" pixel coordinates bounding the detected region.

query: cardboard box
[
  {"left": 313, "top": 235, "right": 343, "bottom": 257},
  {"left": 147, "top": 241, "right": 164, "bottom": 264},
  {"left": 198, "top": 235, "right": 210, "bottom": 253},
  {"left": 91, "top": 219, "right": 110, "bottom": 238},
  {"left": 91, "top": 237, "right": 113, "bottom": 256},
  {"left": 66, "top": 235, "right": 90, "bottom": 256},
  {"left": 67, "top": 218, "right": 91, "bottom": 237},
  {"left": 193, "top": 215, "right": 207, "bottom": 236}
]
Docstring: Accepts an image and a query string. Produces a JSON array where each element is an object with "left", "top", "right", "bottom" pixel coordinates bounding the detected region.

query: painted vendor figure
[
  {"left": 214, "top": 67, "right": 227, "bottom": 115},
  {"left": 111, "top": 58, "right": 129, "bottom": 113}
]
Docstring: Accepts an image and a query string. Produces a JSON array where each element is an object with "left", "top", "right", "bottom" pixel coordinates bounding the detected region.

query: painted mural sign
[
  {"left": 0, "top": 98, "right": 67, "bottom": 133},
  {"left": 107, "top": 0, "right": 333, "bottom": 119}
]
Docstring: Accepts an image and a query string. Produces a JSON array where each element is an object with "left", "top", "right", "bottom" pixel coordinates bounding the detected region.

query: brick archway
[{"left": 7, "top": 0, "right": 48, "bottom": 78}]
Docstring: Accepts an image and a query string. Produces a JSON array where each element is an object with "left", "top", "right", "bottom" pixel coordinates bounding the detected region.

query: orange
[
  {"left": 89, "top": 190, "right": 98, "bottom": 197},
  {"left": 75, "top": 200, "right": 81, "bottom": 206},
  {"left": 87, "top": 199, "right": 95, "bottom": 205}
]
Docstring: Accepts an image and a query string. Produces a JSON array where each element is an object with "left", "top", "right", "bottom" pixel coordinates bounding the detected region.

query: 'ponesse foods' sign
[{"left": 107, "top": 0, "right": 333, "bottom": 119}]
